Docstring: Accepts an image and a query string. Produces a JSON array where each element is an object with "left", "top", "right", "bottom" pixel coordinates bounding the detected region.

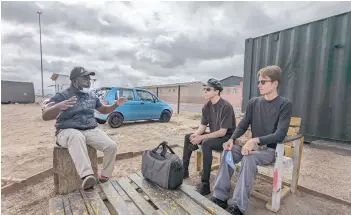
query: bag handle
[
  {"left": 160, "top": 141, "right": 175, "bottom": 157},
  {"left": 151, "top": 141, "right": 175, "bottom": 157},
  {"left": 151, "top": 141, "right": 167, "bottom": 154}
]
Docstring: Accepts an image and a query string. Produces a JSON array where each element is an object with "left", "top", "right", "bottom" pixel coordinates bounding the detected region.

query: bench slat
[
  {"left": 80, "top": 189, "right": 110, "bottom": 215},
  {"left": 111, "top": 181, "right": 143, "bottom": 215},
  {"left": 129, "top": 173, "right": 189, "bottom": 215},
  {"left": 134, "top": 172, "right": 213, "bottom": 215},
  {"left": 100, "top": 181, "right": 134, "bottom": 215},
  {"left": 66, "top": 190, "right": 89, "bottom": 215},
  {"left": 117, "top": 177, "right": 161, "bottom": 215},
  {"left": 179, "top": 184, "right": 230, "bottom": 215},
  {"left": 62, "top": 195, "right": 73, "bottom": 215},
  {"left": 49, "top": 196, "right": 65, "bottom": 215}
]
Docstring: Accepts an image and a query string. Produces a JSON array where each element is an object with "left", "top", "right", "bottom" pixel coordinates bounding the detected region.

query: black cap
[
  {"left": 207, "top": 78, "right": 223, "bottom": 92},
  {"left": 70, "top": 66, "right": 95, "bottom": 80}
]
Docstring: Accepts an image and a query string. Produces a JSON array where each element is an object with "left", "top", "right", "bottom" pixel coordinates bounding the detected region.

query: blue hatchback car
[{"left": 93, "top": 87, "right": 173, "bottom": 128}]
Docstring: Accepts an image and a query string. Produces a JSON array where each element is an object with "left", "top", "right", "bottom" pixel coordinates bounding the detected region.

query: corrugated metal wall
[
  {"left": 242, "top": 11, "right": 351, "bottom": 143},
  {"left": 1, "top": 80, "right": 35, "bottom": 103}
]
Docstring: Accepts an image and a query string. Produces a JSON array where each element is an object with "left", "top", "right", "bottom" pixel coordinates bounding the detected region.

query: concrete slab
[{"left": 310, "top": 140, "right": 351, "bottom": 155}]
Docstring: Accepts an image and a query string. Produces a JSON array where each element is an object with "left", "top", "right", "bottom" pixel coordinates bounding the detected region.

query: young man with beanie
[
  {"left": 211, "top": 65, "right": 292, "bottom": 215},
  {"left": 182, "top": 78, "right": 237, "bottom": 196},
  {"left": 42, "top": 66, "right": 127, "bottom": 190}
]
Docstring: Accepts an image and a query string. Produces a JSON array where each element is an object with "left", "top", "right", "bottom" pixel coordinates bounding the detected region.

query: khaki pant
[{"left": 56, "top": 127, "right": 117, "bottom": 178}]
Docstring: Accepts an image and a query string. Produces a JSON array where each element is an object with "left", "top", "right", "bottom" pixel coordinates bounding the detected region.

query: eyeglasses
[{"left": 257, "top": 80, "right": 272, "bottom": 85}]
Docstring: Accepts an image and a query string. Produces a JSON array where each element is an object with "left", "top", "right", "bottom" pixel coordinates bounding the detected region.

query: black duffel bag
[{"left": 141, "top": 141, "right": 184, "bottom": 189}]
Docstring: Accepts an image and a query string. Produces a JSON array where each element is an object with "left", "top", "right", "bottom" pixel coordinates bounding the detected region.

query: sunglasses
[
  {"left": 257, "top": 80, "right": 272, "bottom": 85},
  {"left": 203, "top": 87, "right": 214, "bottom": 92}
]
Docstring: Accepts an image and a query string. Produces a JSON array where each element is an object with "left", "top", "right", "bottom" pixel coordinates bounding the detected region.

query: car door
[
  {"left": 135, "top": 90, "right": 162, "bottom": 119},
  {"left": 116, "top": 88, "right": 140, "bottom": 121}
]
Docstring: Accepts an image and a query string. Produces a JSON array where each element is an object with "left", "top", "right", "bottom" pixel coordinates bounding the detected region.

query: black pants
[{"left": 182, "top": 133, "right": 230, "bottom": 183}]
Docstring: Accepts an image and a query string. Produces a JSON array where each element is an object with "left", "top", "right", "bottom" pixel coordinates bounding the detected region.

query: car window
[
  {"left": 136, "top": 90, "right": 154, "bottom": 101},
  {"left": 118, "top": 89, "right": 135, "bottom": 100},
  {"left": 93, "top": 88, "right": 110, "bottom": 101}
]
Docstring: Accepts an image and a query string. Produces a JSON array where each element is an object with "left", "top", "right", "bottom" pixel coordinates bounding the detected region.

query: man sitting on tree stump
[{"left": 42, "top": 66, "right": 127, "bottom": 190}]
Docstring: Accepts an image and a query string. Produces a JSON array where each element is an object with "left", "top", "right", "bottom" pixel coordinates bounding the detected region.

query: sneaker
[
  {"left": 195, "top": 182, "right": 211, "bottom": 195},
  {"left": 183, "top": 169, "right": 189, "bottom": 179},
  {"left": 99, "top": 175, "right": 109, "bottom": 183},
  {"left": 228, "top": 205, "right": 244, "bottom": 215},
  {"left": 211, "top": 197, "right": 228, "bottom": 209},
  {"left": 81, "top": 175, "right": 97, "bottom": 190}
]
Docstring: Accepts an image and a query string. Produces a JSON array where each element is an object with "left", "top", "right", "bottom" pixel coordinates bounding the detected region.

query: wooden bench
[
  {"left": 53, "top": 145, "right": 98, "bottom": 195},
  {"left": 234, "top": 117, "right": 304, "bottom": 212},
  {"left": 49, "top": 172, "right": 231, "bottom": 215},
  {"left": 194, "top": 116, "right": 304, "bottom": 212}
]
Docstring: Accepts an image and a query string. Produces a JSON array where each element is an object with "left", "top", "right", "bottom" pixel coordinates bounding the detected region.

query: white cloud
[{"left": 1, "top": 1, "right": 351, "bottom": 95}]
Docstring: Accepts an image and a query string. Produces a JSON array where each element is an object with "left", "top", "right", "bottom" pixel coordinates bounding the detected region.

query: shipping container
[
  {"left": 242, "top": 11, "right": 351, "bottom": 143},
  {"left": 1, "top": 80, "right": 35, "bottom": 104}
]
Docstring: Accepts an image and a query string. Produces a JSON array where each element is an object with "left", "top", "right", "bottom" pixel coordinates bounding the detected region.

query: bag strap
[
  {"left": 151, "top": 141, "right": 167, "bottom": 154},
  {"left": 160, "top": 141, "right": 175, "bottom": 157}
]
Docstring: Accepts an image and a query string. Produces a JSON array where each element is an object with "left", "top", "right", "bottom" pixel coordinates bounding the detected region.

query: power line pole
[{"left": 36, "top": 10, "right": 44, "bottom": 97}]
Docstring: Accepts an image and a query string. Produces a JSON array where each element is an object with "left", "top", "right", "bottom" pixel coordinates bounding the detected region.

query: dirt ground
[{"left": 1, "top": 103, "right": 351, "bottom": 214}]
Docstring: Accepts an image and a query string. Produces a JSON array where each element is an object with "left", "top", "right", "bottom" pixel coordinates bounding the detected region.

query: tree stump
[{"left": 53, "top": 145, "right": 98, "bottom": 195}]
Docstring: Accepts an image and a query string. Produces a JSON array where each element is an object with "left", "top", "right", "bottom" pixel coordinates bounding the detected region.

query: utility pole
[{"left": 36, "top": 10, "right": 44, "bottom": 97}]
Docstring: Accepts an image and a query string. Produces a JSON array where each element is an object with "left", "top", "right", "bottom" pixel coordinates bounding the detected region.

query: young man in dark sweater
[
  {"left": 211, "top": 65, "right": 292, "bottom": 215},
  {"left": 182, "top": 78, "right": 236, "bottom": 195}
]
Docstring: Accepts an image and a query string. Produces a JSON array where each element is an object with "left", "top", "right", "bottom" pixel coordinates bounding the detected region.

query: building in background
[
  {"left": 50, "top": 73, "right": 96, "bottom": 93},
  {"left": 220, "top": 75, "right": 243, "bottom": 107},
  {"left": 140, "top": 81, "right": 206, "bottom": 104},
  {"left": 140, "top": 76, "right": 244, "bottom": 106},
  {"left": 1, "top": 80, "right": 35, "bottom": 104}
]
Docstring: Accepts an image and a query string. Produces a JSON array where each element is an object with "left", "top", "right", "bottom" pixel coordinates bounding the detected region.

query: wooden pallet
[{"left": 49, "top": 172, "right": 230, "bottom": 215}]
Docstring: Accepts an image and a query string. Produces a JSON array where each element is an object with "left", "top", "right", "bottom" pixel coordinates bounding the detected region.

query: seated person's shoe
[
  {"left": 195, "top": 182, "right": 211, "bottom": 195},
  {"left": 183, "top": 169, "right": 189, "bottom": 179},
  {"left": 188, "top": 144, "right": 199, "bottom": 151},
  {"left": 99, "top": 175, "right": 109, "bottom": 183},
  {"left": 211, "top": 197, "right": 228, "bottom": 209},
  {"left": 81, "top": 175, "right": 97, "bottom": 190},
  {"left": 228, "top": 205, "right": 244, "bottom": 215}
]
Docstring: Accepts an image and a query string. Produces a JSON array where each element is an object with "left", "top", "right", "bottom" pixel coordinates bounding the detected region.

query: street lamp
[{"left": 36, "top": 10, "right": 44, "bottom": 97}]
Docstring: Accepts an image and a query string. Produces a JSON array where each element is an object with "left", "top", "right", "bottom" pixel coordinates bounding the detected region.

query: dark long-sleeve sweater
[{"left": 231, "top": 96, "right": 292, "bottom": 149}]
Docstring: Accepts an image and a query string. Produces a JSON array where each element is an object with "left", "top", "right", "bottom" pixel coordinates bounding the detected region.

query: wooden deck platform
[{"left": 49, "top": 172, "right": 230, "bottom": 215}]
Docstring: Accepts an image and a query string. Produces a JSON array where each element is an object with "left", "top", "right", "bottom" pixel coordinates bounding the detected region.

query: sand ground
[{"left": 1, "top": 103, "right": 350, "bottom": 214}]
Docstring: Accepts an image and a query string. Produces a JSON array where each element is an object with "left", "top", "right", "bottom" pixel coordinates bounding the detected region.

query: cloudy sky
[{"left": 2, "top": 1, "right": 351, "bottom": 95}]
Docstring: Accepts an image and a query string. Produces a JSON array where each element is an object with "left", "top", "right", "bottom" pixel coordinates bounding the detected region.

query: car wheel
[
  {"left": 96, "top": 118, "right": 106, "bottom": 124},
  {"left": 160, "top": 110, "right": 171, "bottom": 122},
  {"left": 108, "top": 112, "right": 124, "bottom": 128}
]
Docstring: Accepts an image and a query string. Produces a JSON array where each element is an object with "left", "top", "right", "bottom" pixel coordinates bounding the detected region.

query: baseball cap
[
  {"left": 70, "top": 66, "right": 95, "bottom": 80},
  {"left": 206, "top": 78, "right": 223, "bottom": 92}
]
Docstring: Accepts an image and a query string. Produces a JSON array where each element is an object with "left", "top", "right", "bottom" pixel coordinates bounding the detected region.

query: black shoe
[
  {"left": 195, "top": 182, "right": 211, "bottom": 195},
  {"left": 81, "top": 175, "right": 97, "bottom": 190},
  {"left": 228, "top": 205, "right": 244, "bottom": 215},
  {"left": 211, "top": 197, "right": 228, "bottom": 209},
  {"left": 183, "top": 169, "right": 189, "bottom": 179}
]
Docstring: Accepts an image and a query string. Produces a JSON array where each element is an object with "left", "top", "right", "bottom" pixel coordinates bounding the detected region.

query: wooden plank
[
  {"left": 179, "top": 184, "right": 230, "bottom": 215},
  {"left": 135, "top": 172, "right": 212, "bottom": 215},
  {"left": 62, "top": 195, "right": 73, "bottom": 215},
  {"left": 2, "top": 168, "right": 53, "bottom": 196},
  {"left": 80, "top": 189, "right": 110, "bottom": 215},
  {"left": 66, "top": 190, "right": 89, "bottom": 215},
  {"left": 1, "top": 176, "right": 26, "bottom": 183},
  {"left": 289, "top": 117, "right": 301, "bottom": 126},
  {"left": 111, "top": 181, "right": 143, "bottom": 215},
  {"left": 128, "top": 173, "right": 189, "bottom": 215},
  {"left": 49, "top": 196, "right": 65, "bottom": 215},
  {"left": 117, "top": 177, "right": 161, "bottom": 215},
  {"left": 100, "top": 181, "right": 134, "bottom": 215}
]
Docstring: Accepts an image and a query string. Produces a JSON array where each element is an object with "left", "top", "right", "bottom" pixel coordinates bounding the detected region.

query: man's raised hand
[{"left": 57, "top": 96, "right": 77, "bottom": 111}]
